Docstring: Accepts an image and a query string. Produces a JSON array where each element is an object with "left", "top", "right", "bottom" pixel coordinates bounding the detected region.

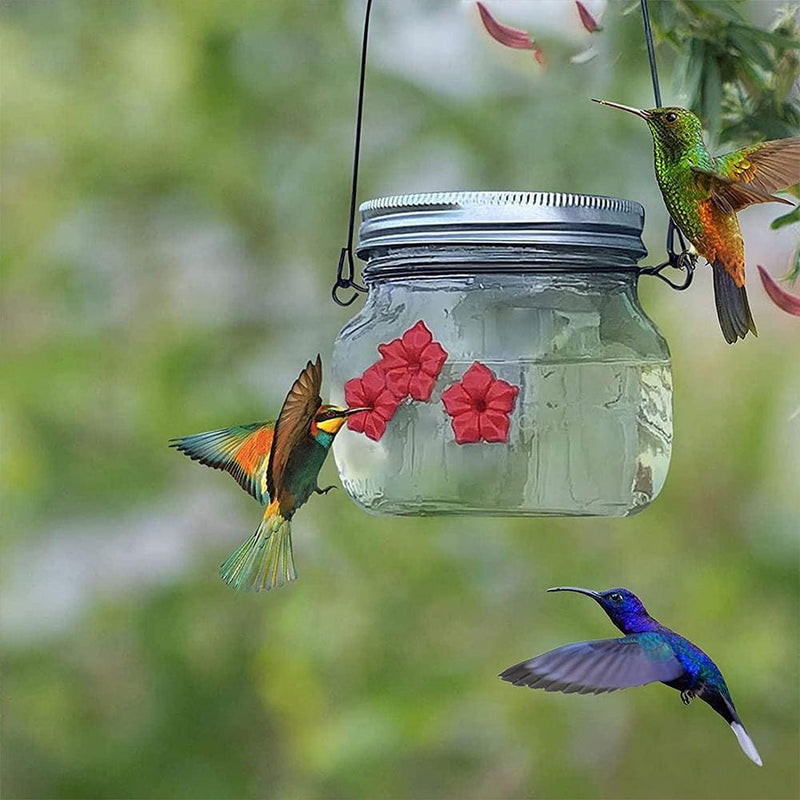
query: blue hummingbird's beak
[
  {"left": 547, "top": 586, "right": 602, "bottom": 599},
  {"left": 592, "top": 98, "right": 652, "bottom": 119}
]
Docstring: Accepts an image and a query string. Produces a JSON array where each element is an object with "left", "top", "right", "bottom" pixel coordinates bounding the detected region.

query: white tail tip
[{"left": 731, "top": 721, "right": 763, "bottom": 766}]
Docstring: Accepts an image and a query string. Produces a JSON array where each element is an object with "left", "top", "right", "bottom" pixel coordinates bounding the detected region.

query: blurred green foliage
[
  {"left": 648, "top": 0, "right": 800, "bottom": 143},
  {"left": 1, "top": 1, "right": 798, "bottom": 798}
]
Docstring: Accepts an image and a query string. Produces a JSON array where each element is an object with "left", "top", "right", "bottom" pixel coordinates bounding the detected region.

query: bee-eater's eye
[{"left": 664, "top": 112, "right": 678, "bottom": 123}]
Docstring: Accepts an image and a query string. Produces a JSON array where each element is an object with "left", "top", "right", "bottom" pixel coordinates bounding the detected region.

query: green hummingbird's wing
[
  {"left": 716, "top": 137, "right": 800, "bottom": 200},
  {"left": 169, "top": 422, "right": 274, "bottom": 504},
  {"left": 500, "top": 633, "right": 684, "bottom": 695},
  {"left": 267, "top": 355, "right": 323, "bottom": 503},
  {"left": 691, "top": 166, "right": 793, "bottom": 214}
]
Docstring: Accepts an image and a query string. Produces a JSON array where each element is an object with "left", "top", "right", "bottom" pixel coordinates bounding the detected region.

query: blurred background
[{"left": 2, "top": 1, "right": 798, "bottom": 798}]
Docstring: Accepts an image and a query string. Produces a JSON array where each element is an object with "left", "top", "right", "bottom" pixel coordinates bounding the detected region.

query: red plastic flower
[
  {"left": 344, "top": 364, "right": 401, "bottom": 441},
  {"left": 377, "top": 320, "right": 448, "bottom": 402},
  {"left": 441, "top": 362, "right": 519, "bottom": 444}
]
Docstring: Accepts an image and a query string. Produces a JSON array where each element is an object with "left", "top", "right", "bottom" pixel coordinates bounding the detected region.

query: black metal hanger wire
[{"left": 331, "top": 0, "right": 696, "bottom": 304}]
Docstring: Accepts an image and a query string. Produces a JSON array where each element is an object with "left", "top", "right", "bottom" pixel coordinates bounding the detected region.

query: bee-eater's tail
[
  {"left": 219, "top": 502, "right": 296, "bottom": 592},
  {"left": 712, "top": 261, "right": 757, "bottom": 344}
]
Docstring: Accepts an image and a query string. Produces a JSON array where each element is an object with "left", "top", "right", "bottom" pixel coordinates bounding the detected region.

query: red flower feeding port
[
  {"left": 344, "top": 364, "right": 401, "bottom": 442},
  {"left": 377, "top": 320, "right": 448, "bottom": 402},
  {"left": 442, "top": 362, "right": 519, "bottom": 444}
]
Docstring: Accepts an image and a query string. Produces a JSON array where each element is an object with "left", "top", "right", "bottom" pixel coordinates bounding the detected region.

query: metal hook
[
  {"left": 638, "top": 219, "right": 697, "bottom": 291},
  {"left": 332, "top": 247, "right": 367, "bottom": 307}
]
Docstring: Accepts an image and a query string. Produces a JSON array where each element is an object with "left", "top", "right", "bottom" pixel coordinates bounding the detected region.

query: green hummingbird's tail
[
  {"left": 712, "top": 262, "right": 757, "bottom": 344},
  {"left": 219, "top": 501, "right": 297, "bottom": 591}
]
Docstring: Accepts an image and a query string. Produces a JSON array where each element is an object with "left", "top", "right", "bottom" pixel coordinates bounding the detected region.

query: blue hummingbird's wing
[{"left": 500, "top": 633, "right": 684, "bottom": 695}]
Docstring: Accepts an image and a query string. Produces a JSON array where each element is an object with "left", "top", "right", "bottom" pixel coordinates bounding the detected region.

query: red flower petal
[
  {"left": 575, "top": 1, "right": 602, "bottom": 33},
  {"left": 344, "top": 377, "right": 367, "bottom": 409},
  {"left": 377, "top": 338, "right": 411, "bottom": 369},
  {"left": 758, "top": 265, "right": 800, "bottom": 316},
  {"left": 479, "top": 409, "right": 511, "bottom": 442},
  {"left": 419, "top": 341, "right": 448, "bottom": 376},
  {"left": 477, "top": 2, "right": 536, "bottom": 51},
  {"left": 372, "top": 388, "right": 401, "bottom": 421},
  {"left": 361, "top": 363, "right": 387, "bottom": 396},
  {"left": 460, "top": 361, "right": 495, "bottom": 401},
  {"left": 383, "top": 367, "right": 411, "bottom": 398},
  {"left": 408, "top": 370, "right": 437, "bottom": 402},
  {"left": 401, "top": 320, "right": 434, "bottom": 358},
  {"left": 363, "top": 414, "right": 388, "bottom": 441},
  {"left": 485, "top": 379, "right": 519, "bottom": 413},
  {"left": 346, "top": 411, "right": 367, "bottom": 433},
  {"left": 441, "top": 383, "right": 473, "bottom": 417},
  {"left": 451, "top": 410, "right": 482, "bottom": 444}
]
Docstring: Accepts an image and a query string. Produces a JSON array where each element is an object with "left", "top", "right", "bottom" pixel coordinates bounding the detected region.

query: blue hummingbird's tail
[
  {"left": 702, "top": 686, "right": 763, "bottom": 766},
  {"left": 219, "top": 501, "right": 297, "bottom": 591}
]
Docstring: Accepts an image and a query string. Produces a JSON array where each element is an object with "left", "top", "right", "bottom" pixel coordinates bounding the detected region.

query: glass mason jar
[{"left": 331, "top": 191, "right": 672, "bottom": 517}]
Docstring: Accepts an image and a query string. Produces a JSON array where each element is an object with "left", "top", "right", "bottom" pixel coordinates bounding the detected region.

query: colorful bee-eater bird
[
  {"left": 501, "top": 587, "right": 762, "bottom": 766},
  {"left": 594, "top": 99, "right": 800, "bottom": 344},
  {"left": 170, "top": 356, "right": 365, "bottom": 592}
]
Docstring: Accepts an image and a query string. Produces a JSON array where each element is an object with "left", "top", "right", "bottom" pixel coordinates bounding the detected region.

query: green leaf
[
  {"left": 701, "top": 55, "right": 723, "bottom": 143},
  {"left": 743, "top": 27, "right": 800, "bottom": 52},
  {"left": 770, "top": 205, "right": 800, "bottom": 230},
  {"left": 786, "top": 246, "right": 800, "bottom": 284}
]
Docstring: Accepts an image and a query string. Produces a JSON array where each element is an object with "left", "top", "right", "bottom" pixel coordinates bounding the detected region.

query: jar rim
[{"left": 357, "top": 190, "right": 648, "bottom": 272}]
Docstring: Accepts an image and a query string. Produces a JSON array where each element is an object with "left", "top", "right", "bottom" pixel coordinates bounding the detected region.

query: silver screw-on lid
[{"left": 356, "top": 191, "right": 647, "bottom": 271}]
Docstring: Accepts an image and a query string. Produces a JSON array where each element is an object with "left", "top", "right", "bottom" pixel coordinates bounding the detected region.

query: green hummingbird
[
  {"left": 170, "top": 356, "right": 366, "bottom": 591},
  {"left": 594, "top": 99, "right": 800, "bottom": 343}
]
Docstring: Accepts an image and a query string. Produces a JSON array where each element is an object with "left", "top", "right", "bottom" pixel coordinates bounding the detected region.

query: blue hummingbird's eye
[
  {"left": 609, "top": 592, "right": 623, "bottom": 603},
  {"left": 664, "top": 112, "right": 678, "bottom": 123}
]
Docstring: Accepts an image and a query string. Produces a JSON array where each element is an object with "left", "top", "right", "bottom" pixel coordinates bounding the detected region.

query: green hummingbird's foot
[
  {"left": 640, "top": 252, "right": 697, "bottom": 291},
  {"left": 315, "top": 485, "right": 336, "bottom": 495},
  {"left": 681, "top": 690, "right": 694, "bottom": 706}
]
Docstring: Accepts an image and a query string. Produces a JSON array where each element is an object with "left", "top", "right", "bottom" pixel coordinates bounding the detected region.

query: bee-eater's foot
[
  {"left": 315, "top": 485, "right": 337, "bottom": 495},
  {"left": 681, "top": 690, "right": 694, "bottom": 706}
]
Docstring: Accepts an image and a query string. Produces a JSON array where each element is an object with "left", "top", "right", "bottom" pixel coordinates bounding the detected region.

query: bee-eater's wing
[
  {"left": 716, "top": 137, "right": 800, "bottom": 201},
  {"left": 267, "top": 355, "right": 323, "bottom": 501},
  {"left": 169, "top": 422, "right": 274, "bottom": 504},
  {"left": 691, "top": 166, "right": 793, "bottom": 214},
  {"left": 500, "top": 633, "right": 684, "bottom": 695}
]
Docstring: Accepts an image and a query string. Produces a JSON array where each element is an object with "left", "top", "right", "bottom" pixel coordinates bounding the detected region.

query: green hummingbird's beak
[
  {"left": 547, "top": 586, "right": 602, "bottom": 599},
  {"left": 592, "top": 98, "right": 651, "bottom": 119}
]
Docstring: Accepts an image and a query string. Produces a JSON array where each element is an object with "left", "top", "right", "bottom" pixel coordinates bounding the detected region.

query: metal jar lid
[{"left": 356, "top": 191, "right": 647, "bottom": 274}]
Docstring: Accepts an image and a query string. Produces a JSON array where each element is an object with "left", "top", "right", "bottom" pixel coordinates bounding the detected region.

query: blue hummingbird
[{"left": 500, "top": 587, "right": 762, "bottom": 766}]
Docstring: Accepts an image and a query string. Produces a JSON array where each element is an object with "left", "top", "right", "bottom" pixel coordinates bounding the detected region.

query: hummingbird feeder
[{"left": 329, "top": 0, "right": 686, "bottom": 518}]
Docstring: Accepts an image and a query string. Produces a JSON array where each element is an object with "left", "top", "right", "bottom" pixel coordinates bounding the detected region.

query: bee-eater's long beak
[
  {"left": 547, "top": 586, "right": 602, "bottom": 599},
  {"left": 592, "top": 98, "right": 651, "bottom": 119},
  {"left": 342, "top": 407, "right": 370, "bottom": 417}
]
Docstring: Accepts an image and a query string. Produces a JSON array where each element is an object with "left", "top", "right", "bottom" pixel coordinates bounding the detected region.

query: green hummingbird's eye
[{"left": 664, "top": 112, "right": 678, "bottom": 123}]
